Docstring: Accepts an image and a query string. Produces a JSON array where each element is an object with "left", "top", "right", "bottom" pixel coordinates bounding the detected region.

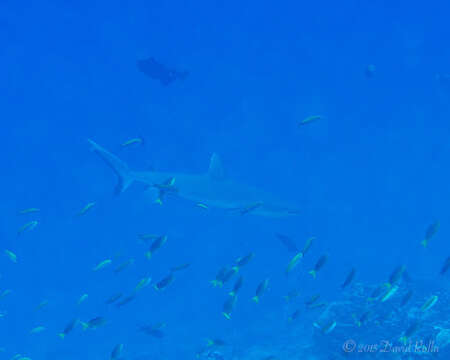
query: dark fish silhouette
[
  {"left": 440, "top": 256, "right": 450, "bottom": 275},
  {"left": 137, "top": 57, "right": 188, "bottom": 86},
  {"left": 400, "top": 289, "right": 414, "bottom": 307},
  {"left": 341, "top": 268, "right": 356, "bottom": 289},
  {"left": 139, "top": 324, "right": 165, "bottom": 338},
  {"left": 275, "top": 233, "right": 299, "bottom": 253}
]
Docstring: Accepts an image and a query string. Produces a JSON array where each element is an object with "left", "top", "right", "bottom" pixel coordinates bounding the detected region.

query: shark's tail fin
[{"left": 87, "top": 139, "right": 134, "bottom": 195}]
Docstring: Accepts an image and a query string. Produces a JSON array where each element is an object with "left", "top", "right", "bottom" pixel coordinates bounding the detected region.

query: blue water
[{"left": 1, "top": 1, "right": 450, "bottom": 359}]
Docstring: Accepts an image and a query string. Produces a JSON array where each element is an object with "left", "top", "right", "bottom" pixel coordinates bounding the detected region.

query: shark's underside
[{"left": 88, "top": 140, "right": 299, "bottom": 217}]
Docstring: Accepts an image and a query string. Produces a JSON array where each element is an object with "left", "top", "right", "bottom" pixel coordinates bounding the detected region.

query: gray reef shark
[{"left": 88, "top": 139, "right": 299, "bottom": 217}]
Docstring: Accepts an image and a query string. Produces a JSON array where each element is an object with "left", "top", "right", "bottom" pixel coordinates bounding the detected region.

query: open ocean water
[{"left": 1, "top": 1, "right": 450, "bottom": 359}]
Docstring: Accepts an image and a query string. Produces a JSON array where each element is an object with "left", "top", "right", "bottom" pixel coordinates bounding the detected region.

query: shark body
[{"left": 88, "top": 140, "right": 299, "bottom": 217}]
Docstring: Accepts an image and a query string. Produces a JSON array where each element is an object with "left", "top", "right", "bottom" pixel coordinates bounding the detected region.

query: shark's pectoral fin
[
  {"left": 115, "top": 175, "right": 133, "bottom": 195},
  {"left": 208, "top": 153, "right": 226, "bottom": 181}
]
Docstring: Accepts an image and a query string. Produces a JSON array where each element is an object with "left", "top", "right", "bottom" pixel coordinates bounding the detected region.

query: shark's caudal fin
[{"left": 87, "top": 139, "right": 134, "bottom": 195}]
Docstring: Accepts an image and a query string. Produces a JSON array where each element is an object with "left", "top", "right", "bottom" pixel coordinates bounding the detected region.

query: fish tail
[
  {"left": 252, "top": 296, "right": 259, "bottom": 303},
  {"left": 155, "top": 198, "right": 163, "bottom": 205},
  {"left": 222, "top": 312, "right": 231, "bottom": 320},
  {"left": 146, "top": 251, "right": 152, "bottom": 259},
  {"left": 421, "top": 239, "right": 428, "bottom": 247},
  {"left": 232, "top": 266, "right": 239, "bottom": 273},
  {"left": 206, "top": 339, "right": 214, "bottom": 347},
  {"left": 399, "top": 336, "right": 407, "bottom": 345},
  {"left": 309, "top": 270, "right": 316, "bottom": 279},
  {"left": 87, "top": 139, "right": 135, "bottom": 195},
  {"left": 229, "top": 291, "right": 236, "bottom": 297},
  {"left": 80, "top": 322, "right": 89, "bottom": 331},
  {"left": 58, "top": 333, "right": 65, "bottom": 339}
]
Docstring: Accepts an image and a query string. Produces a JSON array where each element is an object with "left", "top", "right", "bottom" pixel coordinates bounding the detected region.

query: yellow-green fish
[
  {"left": 0, "top": 290, "right": 12, "bottom": 300},
  {"left": 352, "top": 310, "right": 371, "bottom": 327},
  {"left": 170, "top": 263, "right": 190, "bottom": 272},
  {"left": 210, "top": 267, "right": 228, "bottom": 288},
  {"left": 288, "top": 309, "right": 301, "bottom": 322},
  {"left": 35, "top": 300, "right": 49, "bottom": 311},
  {"left": 135, "top": 277, "right": 151, "bottom": 292},
  {"left": 80, "top": 316, "right": 107, "bottom": 330},
  {"left": 313, "top": 320, "right": 337, "bottom": 334},
  {"left": 116, "top": 294, "right": 135, "bottom": 308},
  {"left": 286, "top": 251, "right": 303, "bottom": 274},
  {"left": 77, "top": 202, "right": 96, "bottom": 216},
  {"left": 400, "top": 290, "right": 414, "bottom": 307},
  {"left": 399, "top": 321, "right": 421, "bottom": 345},
  {"left": 30, "top": 326, "right": 45, "bottom": 334},
  {"left": 341, "top": 268, "right": 356, "bottom": 289},
  {"left": 93, "top": 259, "right": 112, "bottom": 271},
  {"left": 386, "top": 265, "right": 406, "bottom": 287},
  {"left": 114, "top": 258, "right": 134, "bottom": 273},
  {"left": 420, "top": 295, "right": 438, "bottom": 312},
  {"left": 121, "top": 137, "right": 144, "bottom": 147},
  {"left": 105, "top": 293, "right": 123, "bottom": 304},
  {"left": 283, "top": 289, "right": 300, "bottom": 302},
  {"left": 380, "top": 285, "right": 399, "bottom": 303},
  {"left": 206, "top": 338, "right": 226, "bottom": 347},
  {"left": 4, "top": 250, "right": 17, "bottom": 263},
  {"left": 229, "top": 275, "right": 243, "bottom": 297},
  {"left": 59, "top": 318, "right": 77, "bottom": 339},
  {"left": 111, "top": 344, "right": 124, "bottom": 360},
  {"left": 309, "top": 255, "right": 328, "bottom": 279},
  {"left": 196, "top": 203, "right": 209, "bottom": 209},
  {"left": 299, "top": 115, "right": 322, "bottom": 127},
  {"left": 222, "top": 294, "right": 237, "bottom": 320},
  {"left": 232, "top": 253, "right": 254, "bottom": 272},
  {"left": 18, "top": 208, "right": 40, "bottom": 215},
  {"left": 153, "top": 178, "right": 177, "bottom": 204},
  {"left": 305, "top": 294, "right": 321, "bottom": 306},
  {"left": 154, "top": 273, "right": 174, "bottom": 291},
  {"left": 252, "top": 278, "right": 269, "bottom": 303},
  {"left": 367, "top": 283, "right": 389, "bottom": 302},
  {"left": 422, "top": 221, "right": 440, "bottom": 247},
  {"left": 300, "top": 236, "right": 315, "bottom": 257},
  {"left": 77, "top": 294, "right": 88, "bottom": 305},
  {"left": 308, "top": 302, "right": 328, "bottom": 310},
  {"left": 146, "top": 235, "right": 167, "bottom": 259},
  {"left": 17, "top": 220, "right": 38, "bottom": 236}
]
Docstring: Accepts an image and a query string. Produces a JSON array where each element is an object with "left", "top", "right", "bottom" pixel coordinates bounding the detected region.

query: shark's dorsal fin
[{"left": 208, "top": 153, "right": 226, "bottom": 180}]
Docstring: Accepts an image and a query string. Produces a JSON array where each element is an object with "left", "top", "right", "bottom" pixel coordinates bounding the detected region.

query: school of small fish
[{"left": 1, "top": 137, "right": 449, "bottom": 360}]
